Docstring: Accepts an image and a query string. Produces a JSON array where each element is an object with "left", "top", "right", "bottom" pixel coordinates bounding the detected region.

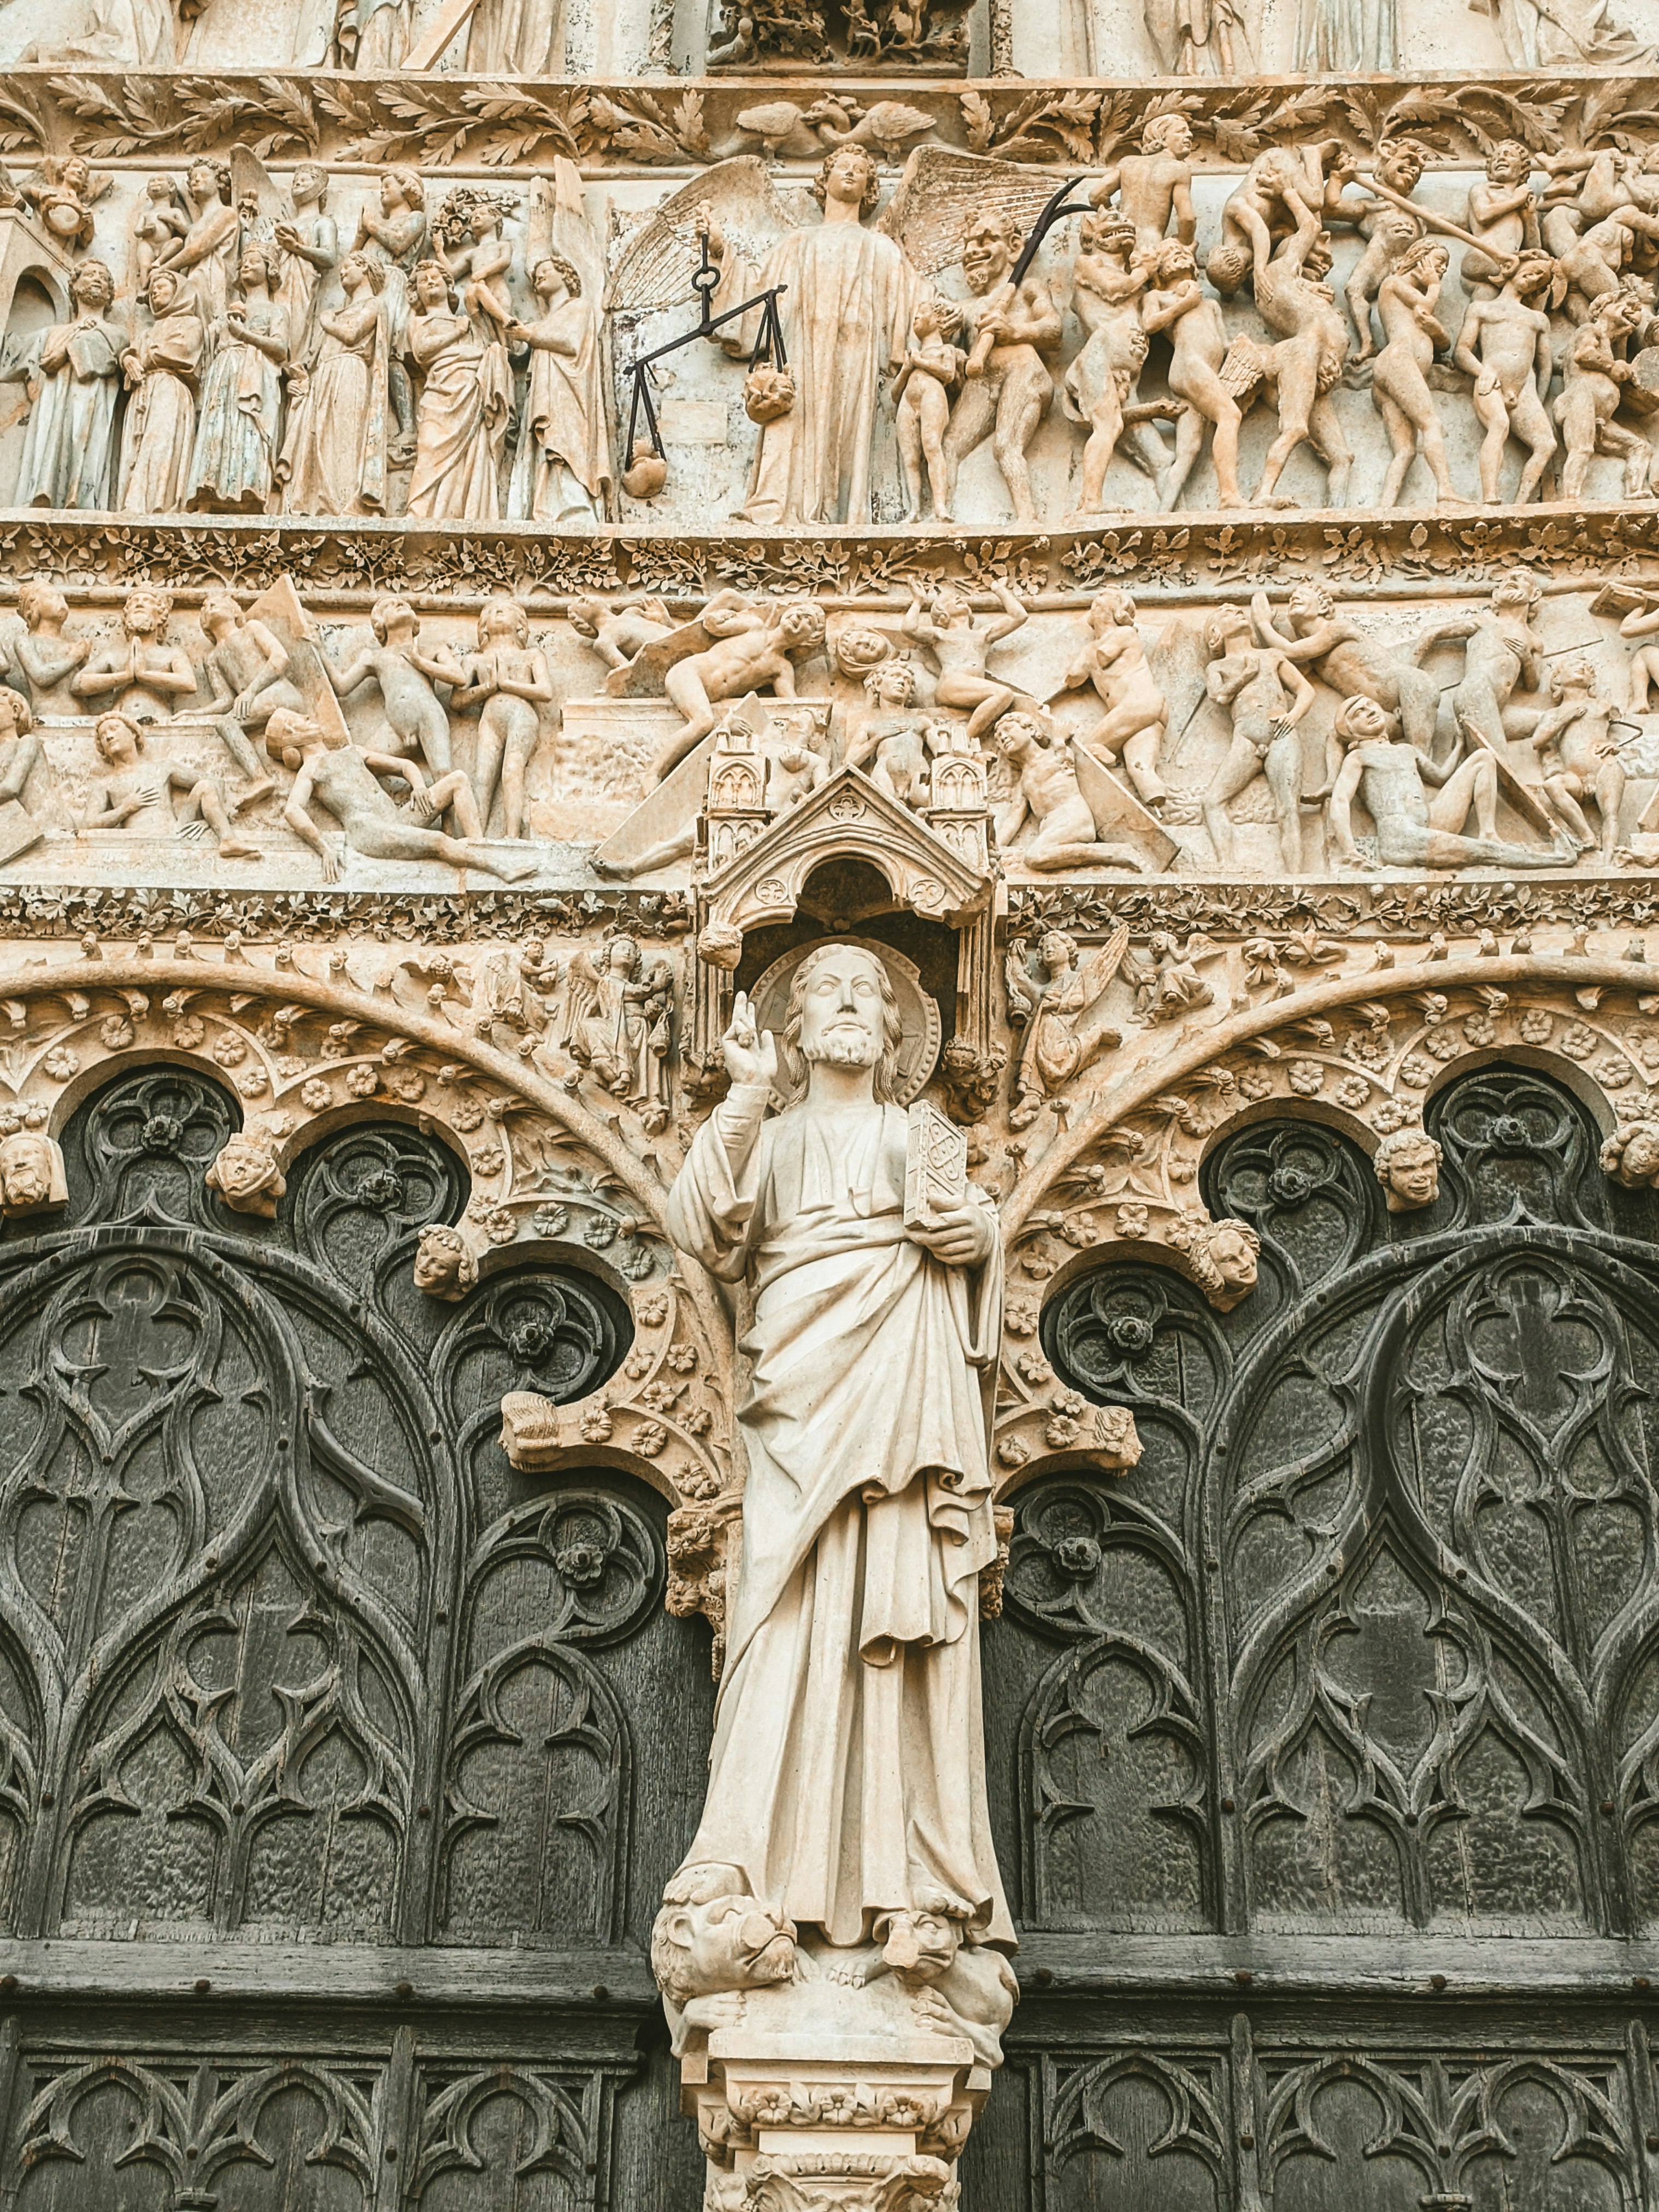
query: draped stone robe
[
  {"left": 710, "top": 221, "right": 918, "bottom": 527},
  {"left": 666, "top": 1080, "right": 1014, "bottom": 1951}
]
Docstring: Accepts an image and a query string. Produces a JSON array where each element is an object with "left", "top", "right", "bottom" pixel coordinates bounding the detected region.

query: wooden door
[
  {"left": 0, "top": 1064, "right": 711, "bottom": 2211},
  {"left": 970, "top": 1061, "right": 1659, "bottom": 2212}
]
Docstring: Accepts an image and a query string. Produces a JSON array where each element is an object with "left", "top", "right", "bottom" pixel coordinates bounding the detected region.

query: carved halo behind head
[{"left": 749, "top": 938, "right": 942, "bottom": 1108}]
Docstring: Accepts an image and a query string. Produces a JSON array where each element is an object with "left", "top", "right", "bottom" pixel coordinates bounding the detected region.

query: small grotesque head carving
[
  {"left": 1374, "top": 1128, "right": 1442, "bottom": 1213},
  {"left": 962, "top": 211, "right": 1022, "bottom": 295},
  {"left": 413, "top": 1223, "right": 477, "bottom": 1301},
  {"left": 1078, "top": 207, "right": 1137, "bottom": 261},
  {"left": 876, "top": 1901, "right": 963, "bottom": 1985},
  {"left": 697, "top": 921, "right": 745, "bottom": 972},
  {"left": 0, "top": 1128, "right": 66, "bottom": 1217},
  {"left": 205, "top": 1132, "right": 285, "bottom": 1219},
  {"left": 1602, "top": 1119, "right": 1659, "bottom": 1190},
  {"left": 776, "top": 599, "right": 827, "bottom": 652}
]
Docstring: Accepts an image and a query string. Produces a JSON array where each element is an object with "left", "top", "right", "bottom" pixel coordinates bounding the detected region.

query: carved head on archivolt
[
  {"left": 1169, "top": 1209, "right": 1260, "bottom": 1311},
  {"left": 0, "top": 1110, "right": 66, "bottom": 1219},
  {"left": 1602, "top": 1119, "right": 1659, "bottom": 1190},
  {"left": 1375, "top": 1127, "right": 1443, "bottom": 1213}
]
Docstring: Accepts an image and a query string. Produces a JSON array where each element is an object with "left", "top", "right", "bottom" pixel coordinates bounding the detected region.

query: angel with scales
[
  {"left": 634, "top": 147, "right": 1091, "bottom": 529},
  {"left": 699, "top": 143, "right": 919, "bottom": 526}
]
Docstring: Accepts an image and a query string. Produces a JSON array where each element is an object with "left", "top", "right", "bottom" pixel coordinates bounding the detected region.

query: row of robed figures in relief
[{"left": 19, "top": 137, "right": 1659, "bottom": 525}]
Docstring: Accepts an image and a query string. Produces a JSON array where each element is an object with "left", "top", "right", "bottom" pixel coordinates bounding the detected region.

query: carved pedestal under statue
[{"left": 684, "top": 1976, "right": 1000, "bottom": 2208}]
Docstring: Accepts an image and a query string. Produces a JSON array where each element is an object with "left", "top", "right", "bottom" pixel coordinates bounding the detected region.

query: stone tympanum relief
[
  {"left": 0, "top": 569, "right": 1654, "bottom": 898},
  {"left": 20, "top": 133, "right": 1659, "bottom": 526}
]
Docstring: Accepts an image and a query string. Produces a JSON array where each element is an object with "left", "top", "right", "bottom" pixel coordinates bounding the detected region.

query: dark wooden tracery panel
[
  {"left": 0, "top": 1067, "right": 710, "bottom": 2210},
  {"left": 973, "top": 1063, "right": 1659, "bottom": 2209}
]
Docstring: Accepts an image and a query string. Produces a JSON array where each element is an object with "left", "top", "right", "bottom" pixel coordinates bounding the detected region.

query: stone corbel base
[{"left": 686, "top": 2041, "right": 985, "bottom": 2208}]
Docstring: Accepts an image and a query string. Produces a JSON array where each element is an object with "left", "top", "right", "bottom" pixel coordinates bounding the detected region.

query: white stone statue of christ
[{"left": 664, "top": 942, "right": 1013, "bottom": 1951}]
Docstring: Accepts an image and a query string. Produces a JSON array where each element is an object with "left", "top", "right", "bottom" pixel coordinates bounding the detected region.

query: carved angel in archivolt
[
  {"left": 0, "top": 155, "right": 113, "bottom": 254},
  {"left": 1122, "top": 931, "right": 1218, "bottom": 1023},
  {"left": 565, "top": 939, "right": 675, "bottom": 1133},
  {"left": 1004, "top": 925, "right": 1127, "bottom": 1131}
]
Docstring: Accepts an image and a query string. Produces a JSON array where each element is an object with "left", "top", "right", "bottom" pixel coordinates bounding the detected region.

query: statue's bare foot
[
  {"left": 236, "top": 777, "right": 275, "bottom": 810},
  {"left": 218, "top": 834, "right": 261, "bottom": 859}
]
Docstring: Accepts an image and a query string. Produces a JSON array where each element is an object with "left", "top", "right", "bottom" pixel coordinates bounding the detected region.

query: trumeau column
[{"left": 5, "top": 0, "right": 1659, "bottom": 2170}]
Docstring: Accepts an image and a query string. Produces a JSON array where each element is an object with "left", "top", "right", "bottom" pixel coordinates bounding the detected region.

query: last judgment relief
[{"left": 15, "top": 0, "right": 1659, "bottom": 2198}]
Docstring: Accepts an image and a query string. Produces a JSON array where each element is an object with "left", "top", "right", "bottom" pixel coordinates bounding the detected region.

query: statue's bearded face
[
  {"left": 963, "top": 226, "right": 1012, "bottom": 295},
  {"left": 797, "top": 950, "right": 887, "bottom": 1070},
  {"left": 0, "top": 1139, "right": 50, "bottom": 1209}
]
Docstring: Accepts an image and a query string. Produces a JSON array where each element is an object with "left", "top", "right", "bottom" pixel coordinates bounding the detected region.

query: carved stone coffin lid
[{"left": 701, "top": 764, "right": 993, "bottom": 933}]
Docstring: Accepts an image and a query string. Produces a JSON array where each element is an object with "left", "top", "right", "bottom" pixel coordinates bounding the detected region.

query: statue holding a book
[{"left": 658, "top": 940, "right": 1014, "bottom": 1996}]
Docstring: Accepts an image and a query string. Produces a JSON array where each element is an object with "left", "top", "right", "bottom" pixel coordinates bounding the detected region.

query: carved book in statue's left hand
[{"left": 904, "top": 1098, "right": 968, "bottom": 1232}]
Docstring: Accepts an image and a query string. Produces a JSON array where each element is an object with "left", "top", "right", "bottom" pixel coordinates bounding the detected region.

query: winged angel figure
[
  {"left": 564, "top": 939, "right": 675, "bottom": 1134},
  {"left": 606, "top": 150, "right": 1068, "bottom": 527},
  {"left": 1004, "top": 925, "right": 1128, "bottom": 1130}
]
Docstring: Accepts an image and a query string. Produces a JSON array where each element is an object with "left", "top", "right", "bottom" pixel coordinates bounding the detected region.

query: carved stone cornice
[
  {"left": 3, "top": 509, "right": 1658, "bottom": 601},
  {"left": 2, "top": 70, "right": 1649, "bottom": 170},
  {"left": 0, "top": 886, "right": 693, "bottom": 939},
  {"left": 1008, "top": 878, "right": 1659, "bottom": 942}
]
